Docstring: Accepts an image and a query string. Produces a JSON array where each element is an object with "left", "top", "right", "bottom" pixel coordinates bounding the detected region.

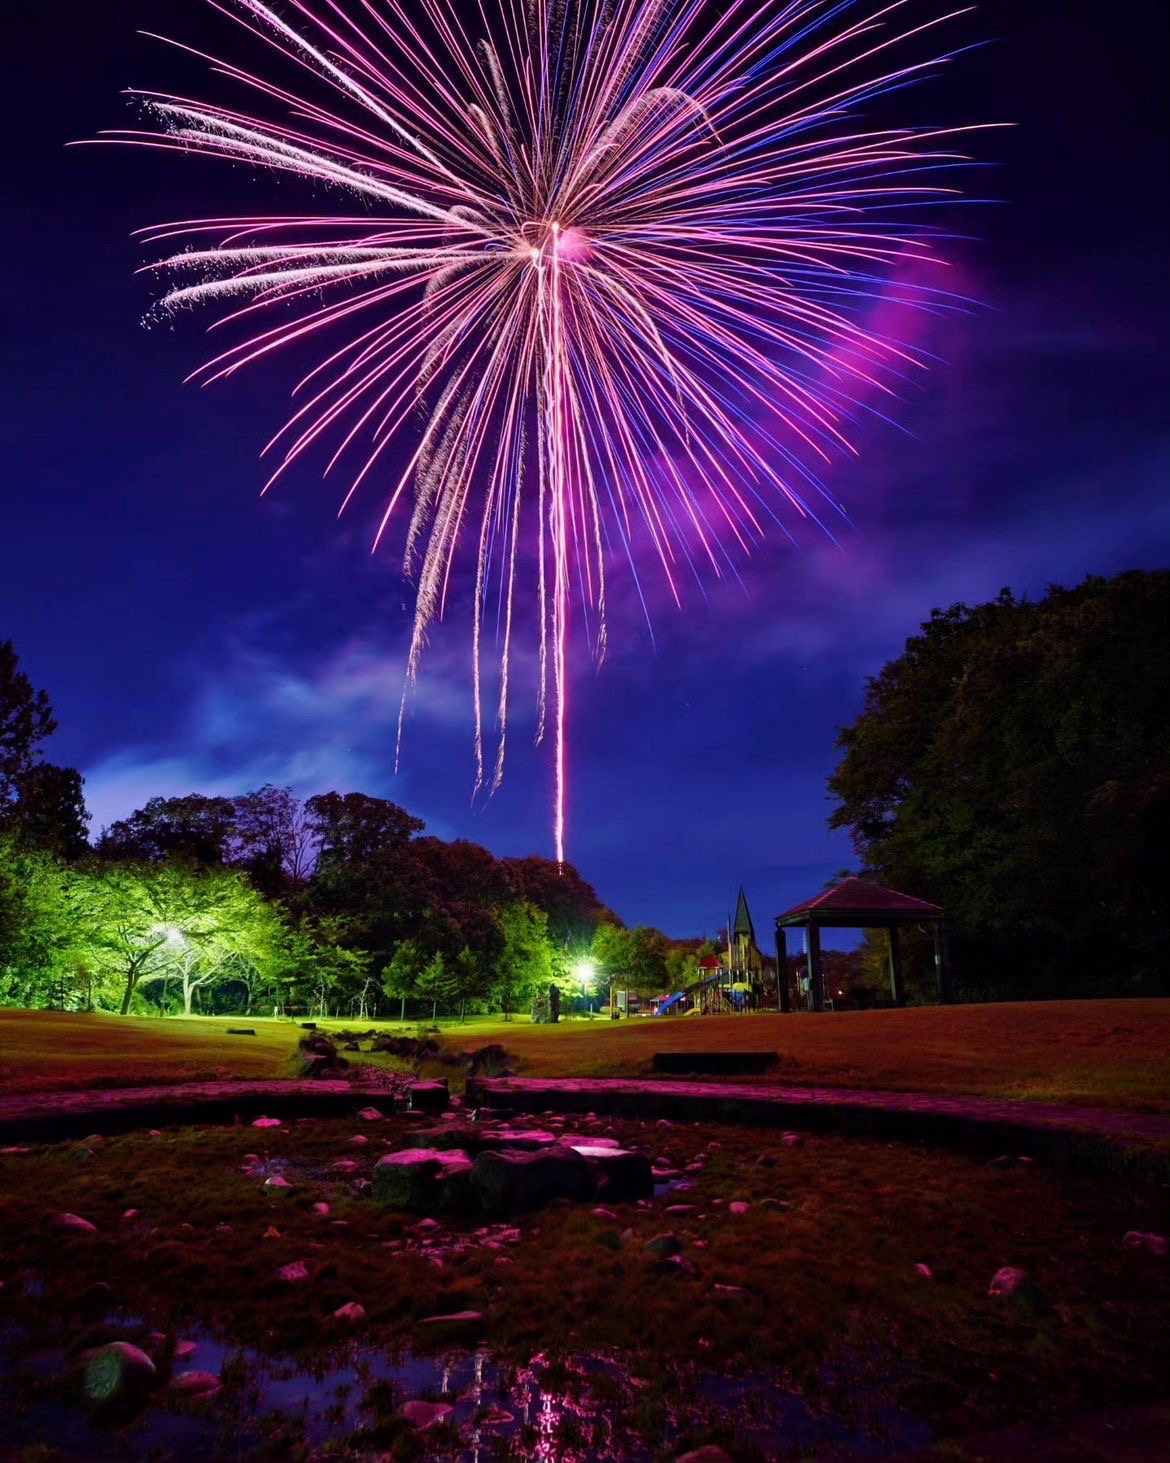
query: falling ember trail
[{"left": 97, "top": 0, "right": 986, "bottom": 859}]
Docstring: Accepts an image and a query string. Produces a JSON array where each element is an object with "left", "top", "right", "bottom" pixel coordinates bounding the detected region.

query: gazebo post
[
  {"left": 774, "top": 925, "right": 790, "bottom": 1012},
  {"left": 807, "top": 921, "right": 824, "bottom": 1012},
  {"left": 887, "top": 925, "right": 906, "bottom": 1007},
  {"left": 933, "top": 922, "right": 952, "bottom": 1004}
]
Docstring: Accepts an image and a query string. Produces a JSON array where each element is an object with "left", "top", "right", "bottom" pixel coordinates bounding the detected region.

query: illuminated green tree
[
  {"left": 71, "top": 862, "right": 288, "bottom": 1015},
  {"left": 491, "top": 902, "right": 554, "bottom": 1019}
]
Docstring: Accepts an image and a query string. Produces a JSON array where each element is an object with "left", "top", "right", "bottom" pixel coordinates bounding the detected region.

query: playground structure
[{"left": 653, "top": 889, "right": 772, "bottom": 1016}]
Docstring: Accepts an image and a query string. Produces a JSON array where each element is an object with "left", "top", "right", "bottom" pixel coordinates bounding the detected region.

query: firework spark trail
[{"left": 96, "top": 0, "right": 984, "bottom": 864}]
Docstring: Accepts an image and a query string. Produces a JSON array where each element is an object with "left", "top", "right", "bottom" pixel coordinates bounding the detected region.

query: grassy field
[
  {"left": 3, "top": 999, "right": 1169, "bottom": 1110},
  {"left": 0, "top": 1011, "right": 296, "bottom": 1094}
]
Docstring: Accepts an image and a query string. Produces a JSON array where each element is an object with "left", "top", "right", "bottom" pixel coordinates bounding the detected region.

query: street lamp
[{"left": 572, "top": 959, "right": 596, "bottom": 1014}]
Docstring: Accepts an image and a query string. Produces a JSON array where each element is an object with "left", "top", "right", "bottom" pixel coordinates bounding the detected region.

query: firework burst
[{"left": 101, "top": 0, "right": 982, "bottom": 862}]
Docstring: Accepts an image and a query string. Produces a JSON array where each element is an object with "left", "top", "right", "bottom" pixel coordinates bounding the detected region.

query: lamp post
[{"left": 572, "top": 958, "right": 596, "bottom": 1015}]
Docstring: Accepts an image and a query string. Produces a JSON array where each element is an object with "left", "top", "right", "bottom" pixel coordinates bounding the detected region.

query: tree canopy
[{"left": 828, "top": 571, "right": 1170, "bottom": 995}]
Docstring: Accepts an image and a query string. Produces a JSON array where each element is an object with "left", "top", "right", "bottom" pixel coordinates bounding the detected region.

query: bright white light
[{"left": 572, "top": 959, "right": 596, "bottom": 985}]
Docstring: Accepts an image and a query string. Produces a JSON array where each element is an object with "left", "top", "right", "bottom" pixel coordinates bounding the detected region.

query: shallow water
[{"left": 2, "top": 1319, "right": 932, "bottom": 1460}]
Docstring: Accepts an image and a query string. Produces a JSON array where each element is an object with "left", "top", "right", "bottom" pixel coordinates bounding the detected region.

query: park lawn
[
  {"left": 0, "top": 1010, "right": 298, "bottom": 1095},
  {"left": 369, "top": 999, "right": 1170, "bottom": 1113},
  {"left": 3, "top": 1000, "right": 1169, "bottom": 1112}
]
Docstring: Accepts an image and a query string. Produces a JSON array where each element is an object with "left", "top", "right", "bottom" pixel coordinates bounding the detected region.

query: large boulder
[
  {"left": 407, "top": 1080, "right": 450, "bottom": 1112},
  {"left": 471, "top": 1144, "right": 596, "bottom": 1216},
  {"left": 402, "top": 1124, "right": 558, "bottom": 1156},
  {"left": 567, "top": 1144, "right": 654, "bottom": 1202},
  {"left": 294, "top": 1033, "right": 349, "bottom": 1079},
  {"left": 373, "top": 1148, "right": 472, "bottom": 1211}
]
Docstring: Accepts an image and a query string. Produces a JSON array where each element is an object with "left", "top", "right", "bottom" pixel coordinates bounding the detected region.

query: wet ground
[{"left": 3, "top": 1321, "right": 933, "bottom": 1460}]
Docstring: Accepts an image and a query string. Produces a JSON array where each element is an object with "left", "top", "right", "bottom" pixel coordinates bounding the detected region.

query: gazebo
[{"left": 774, "top": 877, "right": 950, "bottom": 1011}]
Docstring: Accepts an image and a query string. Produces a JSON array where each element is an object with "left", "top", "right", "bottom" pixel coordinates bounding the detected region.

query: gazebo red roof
[
  {"left": 776, "top": 876, "right": 942, "bottom": 924},
  {"left": 697, "top": 954, "right": 724, "bottom": 969}
]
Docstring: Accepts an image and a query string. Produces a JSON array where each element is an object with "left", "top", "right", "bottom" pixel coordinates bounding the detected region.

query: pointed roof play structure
[
  {"left": 773, "top": 877, "right": 950, "bottom": 1011},
  {"left": 732, "top": 887, "right": 756, "bottom": 944}
]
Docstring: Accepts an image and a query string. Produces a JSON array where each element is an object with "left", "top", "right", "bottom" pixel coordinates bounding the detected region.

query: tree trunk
[
  {"left": 120, "top": 978, "right": 134, "bottom": 1016},
  {"left": 400, "top": 996, "right": 406, "bottom": 1021}
]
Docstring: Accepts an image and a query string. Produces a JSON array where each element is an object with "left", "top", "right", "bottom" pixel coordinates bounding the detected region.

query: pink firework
[{"left": 100, "top": 0, "right": 983, "bottom": 862}]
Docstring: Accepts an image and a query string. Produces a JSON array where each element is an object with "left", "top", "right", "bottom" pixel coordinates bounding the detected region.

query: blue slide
[{"left": 655, "top": 973, "right": 721, "bottom": 1015}]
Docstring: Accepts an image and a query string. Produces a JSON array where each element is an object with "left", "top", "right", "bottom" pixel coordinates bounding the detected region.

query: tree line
[{"left": 0, "top": 643, "right": 702, "bottom": 1017}]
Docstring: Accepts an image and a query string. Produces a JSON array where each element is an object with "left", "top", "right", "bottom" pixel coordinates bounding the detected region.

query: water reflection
[{"left": 2, "top": 1319, "right": 930, "bottom": 1460}]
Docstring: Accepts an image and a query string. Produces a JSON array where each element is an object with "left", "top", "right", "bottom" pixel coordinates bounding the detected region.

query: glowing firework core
[{"left": 101, "top": 0, "right": 980, "bottom": 863}]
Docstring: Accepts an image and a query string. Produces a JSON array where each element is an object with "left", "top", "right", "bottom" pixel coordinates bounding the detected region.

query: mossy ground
[{"left": 1, "top": 1110, "right": 1167, "bottom": 1459}]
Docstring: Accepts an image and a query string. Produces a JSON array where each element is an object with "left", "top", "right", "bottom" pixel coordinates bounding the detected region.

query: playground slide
[{"left": 655, "top": 973, "right": 722, "bottom": 1015}]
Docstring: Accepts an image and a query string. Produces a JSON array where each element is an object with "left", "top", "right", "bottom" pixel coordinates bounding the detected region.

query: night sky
[{"left": 3, "top": 1, "right": 1167, "bottom": 940}]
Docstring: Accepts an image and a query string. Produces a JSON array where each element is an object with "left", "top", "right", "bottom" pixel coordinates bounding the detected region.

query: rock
[
  {"left": 915, "top": 1263, "right": 935, "bottom": 1280},
  {"left": 373, "top": 1148, "right": 473, "bottom": 1211},
  {"left": 569, "top": 1145, "right": 654, "bottom": 1201},
  {"left": 471, "top": 1145, "right": 596, "bottom": 1216},
  {"left": 332, "top": 1302, "right": 367, "bottom": 1325},
  {"left": 713, "top": 1283, "right": 744, "bottom": 1294},
  {"left": 400, "top": 1399, "right": 454, "bottom": 1428},
  {"left": 757, "top": 1198, "right": 791, "bottom": 1212},
  {"left": 277, "top": 1260, "right": 310, "bottom": 1282},
  {"left": 81, "top": 1134, "right": 105, "bottom": 1149},
  {"left": 52, "top": 1212, "right": 97, "bottom": 1234},
  {"left": 461, "top": 1043, "right": 511, "bottom": 1077},
  {"left": 665, "top": 1204, "right": 698, "bottom": 1217},
  {"left": 251, "top": 1116, "right": 281, "bottom": 1129},
  {"left": 174, "top": 1340, "right": 198, "bottom": 1359},
  {"left": 332, "top": 1159, "right": 360, "bottom": 1173},
  {"left": 343, "top": 1041, "right": 361, "bottom": 1052},
  {"left": 356, "top": 1106, "right": 384, "bottom": 1122},
  {"left": 675, "top": 1447, "right": 734, "bottom": 1463},
  {"left": 121, "top": 1208, "right": 139, "bottom": 1221},
  {"left": 82, "top": 1341, "right": 157, "bottom": 1406},
  {"left": 263, "top": 1225, "right": 282, "bottom": 1239},
  {"left": 168, "top": 1370, "right": 220, "bottom": 1397},
  {"left": 264, "top": 1175, "right": 293, "bottom": 1191},
  {"left": 728, "top": 1201, "right": 750, "bottom": 1216},
  {"left": 591, "top": 1207, "right": 619, "bottom": 1221},
  {"left": 415, "top": 1309, "right": 485, "bottom": 1339},
  {"left": 988, "top": 1265, "right": 1029, "bottom": 1298},
  {"left": 756, "top": 1152, "right": 779, "bottom": 1168},
  {"left": 407, "top": 1080, "right": 450, "bottom": 1112},
  {"left": 656, "top": 1119, "right": 674, "bottom": 1129},
  {"left": 1123, "top": 1230, "right": 1167, "bottom": 1257},
  {"left": 349, "top": 1134, "right": 369, "bottom": 1145},
  {"left": 651, "top": 1254, "right": 697, "bottom": 1279},
  {"left": 781, "top": 1132, "right": 803, "bottom": 1148},
  {"left": 311, "top": 1202, "right": 331, "bottom": 1217},
  {"left": 644, "top": 1233, "right": 683, "bottom": 1258}
]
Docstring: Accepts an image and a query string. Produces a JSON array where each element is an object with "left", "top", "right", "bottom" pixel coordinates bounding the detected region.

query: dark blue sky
[{"left": 3, "top": 1, "right": 1167, "bottom": 938}]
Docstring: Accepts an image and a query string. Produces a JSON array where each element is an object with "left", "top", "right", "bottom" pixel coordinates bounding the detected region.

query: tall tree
[
  {"left": 382, "top": 937, "right": 425, "bottom": 1021},
  {"left": 8, "top": 764, "right": 90, "bottom": 860},
  {"left": 305, "top": 792, "right": 424, "bottom": 870},
  {"left": 492, "top": 902, "right": 554, "bottom": 1019},
  {"left": 502, "top": 855, "right": 614, "bottom": 945},
  {"left": 0, "top": 640, "right": 56, "bottom": 809},
  {"left": 828, "top": 571, "right": 1170, "bottom": 994},
  {"left": 97, "top": 793, "right": 237, "bottom": 866},
  {"left": 231, "top": 785, "right": 315, "bottom": 892}
]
